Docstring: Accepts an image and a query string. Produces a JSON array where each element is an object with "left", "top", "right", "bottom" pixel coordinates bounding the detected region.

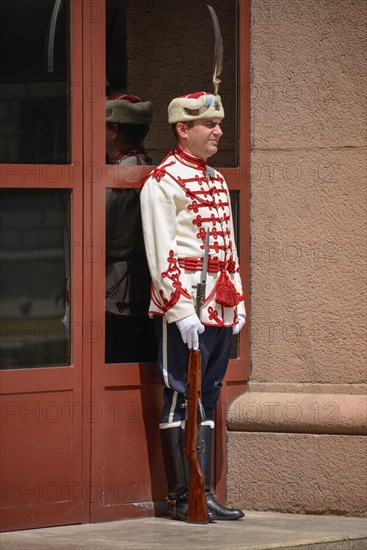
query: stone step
[{"left": 0, "top": 512, "right": 366, "bottom": 550}]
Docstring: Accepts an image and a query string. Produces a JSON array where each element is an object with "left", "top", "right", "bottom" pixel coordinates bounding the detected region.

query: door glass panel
[
  {"left": 105, "top": 0, "right": 238, "bottom": 167},
  {"left": 105, "top": 188, "right": 157, "bottom": 363},
  {"left": 0, "top": 189, "right": 71, "bottom": 369},
  {"left": 0, "top": 0, "right": 70, "bottom": 164}
]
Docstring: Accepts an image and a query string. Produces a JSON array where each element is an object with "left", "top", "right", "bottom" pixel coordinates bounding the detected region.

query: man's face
[{"left": 179, "top": 118, "right": 223, "bottom": 161}]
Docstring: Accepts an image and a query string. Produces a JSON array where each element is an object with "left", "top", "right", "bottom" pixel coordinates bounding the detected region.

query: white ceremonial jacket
[{"left": 140, "top": 146, "right": 246, "bottom": 327}]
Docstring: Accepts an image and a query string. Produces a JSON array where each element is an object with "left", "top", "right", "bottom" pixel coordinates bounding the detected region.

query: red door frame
[
  {"left": 0, "top": 1, "right": 89, "bottom": 531},
  {"left": 84, "top": 0, "right": 165, "bottom": 522}
]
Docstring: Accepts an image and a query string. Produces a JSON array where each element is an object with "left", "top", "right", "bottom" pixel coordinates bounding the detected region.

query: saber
[
  {"left": 195, "top": 229, "right": 210, "bottom": 317},
  {"left": 207, "top": 5, "right": 224, "bottom": 95}
]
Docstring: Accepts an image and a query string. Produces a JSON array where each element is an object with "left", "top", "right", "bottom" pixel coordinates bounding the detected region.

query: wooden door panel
[
  {"left": 91, "top": 377, "right": 166, "bottom": 521},
  {"left": 0, "top": 0, "right": 85, "bottom": 531},
  {"left": 0, "top": 388, "right": 83, "bottom": 530}
]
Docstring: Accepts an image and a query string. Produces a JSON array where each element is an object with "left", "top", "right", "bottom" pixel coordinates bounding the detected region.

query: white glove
[
  {"left": 232, "top": 314, "right": 246, "bottom": 335},
  {"left": 176, "top": 313, "right": 205, "bottom": 350}
]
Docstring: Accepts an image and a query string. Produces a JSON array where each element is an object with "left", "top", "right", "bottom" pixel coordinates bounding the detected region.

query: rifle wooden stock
[{"left": 184, "top": 349, "right": 209, "bottom": 524}]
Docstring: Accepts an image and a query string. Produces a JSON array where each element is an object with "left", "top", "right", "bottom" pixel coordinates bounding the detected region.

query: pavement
[{"left": 0, "top": 512, "right": 366, "bottom": 550}]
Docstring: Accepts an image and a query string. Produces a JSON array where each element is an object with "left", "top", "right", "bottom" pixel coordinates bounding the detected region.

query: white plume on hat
[
  {"left": 106, "top": 94, "right": 153, "bottom": 125},
  {"left": 168, "top": 91, "right": 224, "bottom": 124}
]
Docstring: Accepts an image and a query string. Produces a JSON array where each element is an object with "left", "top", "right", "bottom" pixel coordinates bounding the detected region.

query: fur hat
[
  {"left": 168, "top": 91, "right": 224, "bottom": 124},
  {"left": 106, "top": 94, "right": 153, "bottom": 125}
]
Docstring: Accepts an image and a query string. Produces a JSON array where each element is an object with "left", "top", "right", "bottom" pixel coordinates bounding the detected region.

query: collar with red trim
[
  {"left": 112, "top": 145, "right": 152, "bottom": 165},
  {"left": 174, "top": 146, "right": 207, "bottom": 170}
]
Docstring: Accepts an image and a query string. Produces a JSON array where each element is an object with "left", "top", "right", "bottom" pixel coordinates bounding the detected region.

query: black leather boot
[
  {"left": 160, "top": 426, "right": 188, "bottom": 521},
  {"left": 200, "top": 424, "right": 245, "bottom": 521},
  {"left": 161, "top": 426, "right": 215, "bottom": 522}
]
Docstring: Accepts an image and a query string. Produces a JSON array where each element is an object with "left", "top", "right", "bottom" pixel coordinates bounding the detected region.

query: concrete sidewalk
[{"left": 0, "top": 512, "right": 366, "bottom": 550}]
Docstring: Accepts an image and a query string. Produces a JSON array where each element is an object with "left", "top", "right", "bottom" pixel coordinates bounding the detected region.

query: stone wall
[{"left": 227, "top": 0, "right": 367, "bottom": 516}]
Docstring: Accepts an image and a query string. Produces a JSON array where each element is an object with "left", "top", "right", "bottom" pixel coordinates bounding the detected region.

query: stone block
[{"left": 227, "top": 431, "right": 367, "bottom": 516}]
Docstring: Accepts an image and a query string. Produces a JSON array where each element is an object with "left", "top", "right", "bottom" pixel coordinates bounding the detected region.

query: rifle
[{"left": 184, "top": 230, "right": 210, "bottom": 524}]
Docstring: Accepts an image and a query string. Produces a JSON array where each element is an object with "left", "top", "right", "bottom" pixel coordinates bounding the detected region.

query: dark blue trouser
[{"left": 154, "top": 316, "right": 233, "bottom": 424}]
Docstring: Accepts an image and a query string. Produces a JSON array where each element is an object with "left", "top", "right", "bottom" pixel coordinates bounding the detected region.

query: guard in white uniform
[{"left": 140, "top": 91, "right": 246, "bottom": 521}]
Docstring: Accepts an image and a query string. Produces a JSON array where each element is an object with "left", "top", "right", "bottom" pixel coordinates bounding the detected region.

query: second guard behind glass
[{"left": 105, "top": 94, "right": 157, "bottom": 363}]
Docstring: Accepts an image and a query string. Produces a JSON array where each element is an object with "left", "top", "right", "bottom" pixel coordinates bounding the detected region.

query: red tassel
[{"left": 214, "top": 270, "right": 239, "bottom": 307}]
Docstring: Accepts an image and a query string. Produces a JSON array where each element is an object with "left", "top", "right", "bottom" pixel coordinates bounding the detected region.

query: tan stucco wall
[
  {"left": 249, "top": 0, "right": 366, "bottom": 387},
  {"left": 228, "top": 432, "right": 367, "bottom": 516},
  {"left": 227, "top": 0, "right": 367, "bottom": 515}
]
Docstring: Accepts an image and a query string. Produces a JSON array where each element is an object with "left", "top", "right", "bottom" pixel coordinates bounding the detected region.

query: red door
[{"left": 0, "top": 0, "right": 86, "bottom": 531}]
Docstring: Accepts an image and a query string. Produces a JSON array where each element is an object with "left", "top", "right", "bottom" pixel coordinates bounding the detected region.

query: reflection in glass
[
  {"left": 0, "top": 189, "right": 71, "bottom": 369},
  {"left": 105, "top": 188, "right": 158, "bottom": 363},
  {"left": 0, "top": 0, "right": 70, "bottom": 164},
  {"left": 106, "top": 0, "right": 127, "bottom": 94}
]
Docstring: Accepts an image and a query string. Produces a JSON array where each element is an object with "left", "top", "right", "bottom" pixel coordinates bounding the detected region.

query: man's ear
[{"left": 176, "top": 122, "right": 188, "bottom": 139}]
